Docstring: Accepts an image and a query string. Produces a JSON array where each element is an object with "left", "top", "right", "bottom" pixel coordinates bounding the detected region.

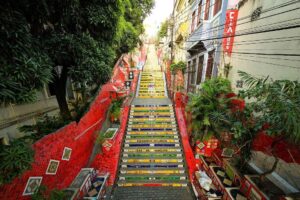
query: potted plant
[
  {"left": 187, "top": 77, "right": 232, "bottom": 143},
  {"left": 96, "top": 132, "right": 106, "bottom": 153},
  {"left": 109, "top": 98, "right": 123, "bottom": 124}
]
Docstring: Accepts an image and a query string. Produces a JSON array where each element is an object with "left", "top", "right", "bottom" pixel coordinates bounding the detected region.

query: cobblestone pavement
[{"left": 112, "top": 186, "right": 195, "bottom": 200}]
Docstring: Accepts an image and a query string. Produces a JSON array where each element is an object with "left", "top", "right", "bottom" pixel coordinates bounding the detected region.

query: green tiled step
[
  {"left": 119, "top": 175, "right": 187, "bottom": 181},
  {"left": 126, "top": 135, "right": 178, "bottom": 139},
  {"left": 122, "top": 153, "right": 182, "bottom": 158}
]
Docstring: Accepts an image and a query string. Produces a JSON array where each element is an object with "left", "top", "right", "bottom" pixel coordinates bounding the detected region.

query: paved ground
[
  {"left": 112, "top": 186, "right": 194, "bottom": 200},
  {"left": 131, "top": 97, "right": 172, "bottom": 105}
]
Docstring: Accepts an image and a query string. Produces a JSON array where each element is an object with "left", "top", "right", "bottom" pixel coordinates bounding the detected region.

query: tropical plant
[
  {"left": 187, "top": 78, "right": 232, "bottom": 141},
  {"left": 0, "top": 138, "right": 34, "bottom": 185},
  {"left": 238, "top": 71, "right": 300, "bottom": 177}
]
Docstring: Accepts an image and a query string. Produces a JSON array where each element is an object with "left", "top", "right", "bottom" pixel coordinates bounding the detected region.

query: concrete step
[{"left": 112, "top": 186, "right": 194, "bottom": 200}]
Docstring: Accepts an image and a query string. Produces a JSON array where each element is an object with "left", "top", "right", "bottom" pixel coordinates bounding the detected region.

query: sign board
[{"left": 223, "top": 10, "right": 238, "bottom": 56}]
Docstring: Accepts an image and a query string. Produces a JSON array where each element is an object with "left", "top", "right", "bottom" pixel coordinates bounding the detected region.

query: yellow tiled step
[
  {"left": 125, "top": 139, "right": 178, "bottom": 143},
  {"left": 127, "top": 131, "right": 177, "bottom": 135},
  {"left": 130, "top": 112, "right": 173, "bottom": 116},
  {"left": 128, "top": 124, "right": 175, "bottom": 128},
  {"left": 123, "top": 148, "right": 181, "bottom": 153}
]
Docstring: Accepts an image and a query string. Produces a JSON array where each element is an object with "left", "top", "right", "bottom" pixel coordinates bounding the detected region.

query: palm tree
[{"left": 187, "top": 77, "right": 232, "bottom": 141}]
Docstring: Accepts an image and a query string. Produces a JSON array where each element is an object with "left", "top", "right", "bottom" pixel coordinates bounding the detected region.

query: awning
[{"left": 187, "top": 41, "right": 206, "bottom": 56}]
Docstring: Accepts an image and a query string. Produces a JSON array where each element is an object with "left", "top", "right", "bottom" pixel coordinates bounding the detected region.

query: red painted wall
[{"left": 0, "top": 50, "right": 145, "bottom": 199}]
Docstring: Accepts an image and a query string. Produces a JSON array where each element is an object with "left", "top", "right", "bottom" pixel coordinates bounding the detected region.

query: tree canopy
[
  {"left": 0, "top": 0, "right": 154, "bottom": 119},
  {"left": 158, "top": 20, "right": 169, "bottom": 39}
]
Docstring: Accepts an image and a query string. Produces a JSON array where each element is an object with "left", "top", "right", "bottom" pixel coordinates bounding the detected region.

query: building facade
[
  {"left": 222, "top": 0, "right": 300, "bottom": 92},
  {"left": 185, "top": 0, "right": 229, "bottom": 93}
]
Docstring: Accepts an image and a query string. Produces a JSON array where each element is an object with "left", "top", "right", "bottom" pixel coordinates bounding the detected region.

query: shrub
[{"left": 0, "top": 138, "right": 34, "bottom": 185}]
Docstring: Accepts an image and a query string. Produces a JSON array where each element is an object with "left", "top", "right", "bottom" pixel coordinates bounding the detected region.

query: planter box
[{"left": 104, "top": 128, "right": 118, "bottom": 140}]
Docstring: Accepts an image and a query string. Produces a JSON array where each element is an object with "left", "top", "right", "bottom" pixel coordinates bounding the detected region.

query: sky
[{"left": 143, "top": 0, "right": 174, "bottom": 38}]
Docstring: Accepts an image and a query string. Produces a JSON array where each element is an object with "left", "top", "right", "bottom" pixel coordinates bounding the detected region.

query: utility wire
[
  {"left": 229, "top": 55, "right": 300, "bottom": 70},
  {"left": 188, "top": 7, "right": 300, "bottom": 38},
  {"left": 185, "top": 21, "right": 300, "bottom": 43},
  {"left": 228, "top": 53, "right": 300, "bottom": 62},
  {"left": 173, "top": 0, "right": 299, "bottom": 34}
]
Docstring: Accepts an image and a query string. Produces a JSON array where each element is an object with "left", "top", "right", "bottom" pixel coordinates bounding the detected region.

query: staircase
[
  {"left": 118, "top": 104, "right": 188, "bottom": 187},
  {"left": 112, "top": 45, "right": 194, "bottom": 200},
  {"left": 137, "top": 71, "right": 166, "bottom": 98}
]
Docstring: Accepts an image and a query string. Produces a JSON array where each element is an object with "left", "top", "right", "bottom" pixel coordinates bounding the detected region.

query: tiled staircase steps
[
  {"left": 117, "top": 105, "right": 188, "bottom": 187},
  {"left": 137, "top": 72, "right": 166, "bottom": 98}
]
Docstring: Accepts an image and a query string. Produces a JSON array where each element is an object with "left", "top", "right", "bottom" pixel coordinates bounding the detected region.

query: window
[
  {"left": 206, "top": 50, "right": 215, "bottom": 79},
  {"left": 189, "top": 59, "right": 196, "bottom": 84},
  {"left": 197, "top": 1, "right": 203, "bottom": 26},
  {"left": 196, "top": 56, "right": 204, "bottom": 84},
  {"left": 213, "top": 0, "right": 222, "bottom": 16},
  {"left": 204, "top": 0, "right": 210, "bottom": 20},
  {"left": 191, "top": 11, "right": 196, "bottom": 32}
]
